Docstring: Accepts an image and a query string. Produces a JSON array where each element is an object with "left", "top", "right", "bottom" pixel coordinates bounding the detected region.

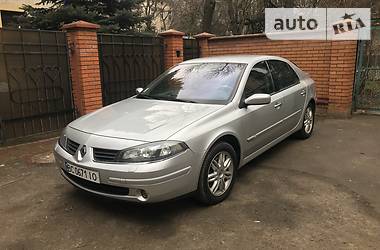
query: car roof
[{"left": 180, "top": 55, "right": 286, "bottom": 65}]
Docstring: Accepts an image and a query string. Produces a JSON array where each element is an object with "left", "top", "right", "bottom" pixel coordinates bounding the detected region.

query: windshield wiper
[
  {"left": 136, "top": 93, "right": 155, "bottom": 99},
  {"left": 155, "top": 95, "right": 197, "bottom": 103},
  {"left": 137, "top": 94, "right": 197, "bottom": 103},
  {"left": 159, "top": 94, "right": 198, "bottom": 103},
  {"left": 171, "top": 98, "right": 197, "bottom": 103}
]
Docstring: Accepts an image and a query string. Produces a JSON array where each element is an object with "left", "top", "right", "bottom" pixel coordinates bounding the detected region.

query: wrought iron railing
[
  {"left": 183, "top": 37, "right": 200, "bottom": 61},
  {"left": 0, "top": 28, "right": 75, "bottom": 144},
  {"left": 97, "top": 33, "right": 164, "bottom": 105}
]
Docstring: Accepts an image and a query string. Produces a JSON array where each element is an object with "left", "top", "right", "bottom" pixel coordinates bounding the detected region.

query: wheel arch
[
  {"left": 308, "top": 98, "right": 316, "bottom": 111},
  {"left": 203, "top": 132, "right": 242, "bottom": 167}
]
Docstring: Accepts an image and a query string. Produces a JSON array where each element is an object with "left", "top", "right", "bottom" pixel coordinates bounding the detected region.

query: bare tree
[
  {"left": 142, "top": 0, "right": 378, "bottom": 34},
  {"left": 170, "top": 0, "right": 203, "bottom": 34},
  {"left": 158, "top": 1, "right": 172, "bottom": 30},
  {"left": 214, "top": 0, "right": 376, "bottom": 35},
  {"left": 141, "top": 0, "right": 173, "bottom": 32},
  {"left": 202, "top": 0, "right": 216, "bottom": 32}
]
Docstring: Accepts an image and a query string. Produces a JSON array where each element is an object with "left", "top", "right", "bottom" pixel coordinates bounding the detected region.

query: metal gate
[
  {"left": 0, "top": 28, "right": 75, "bottom": 144},
  {"left": 354, "top": 20, "right": 380, "bottom": 112},
  {"left": 183, "top": 37, "right": 199, "bottom": 61},
  {"left": 98, "top": 34, "right": 164, "bottom": 105}
]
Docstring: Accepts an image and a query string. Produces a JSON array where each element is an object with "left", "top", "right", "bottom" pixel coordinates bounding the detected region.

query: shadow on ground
[{"left": 1, "top": 116, "right": 380, "bottom": 249}]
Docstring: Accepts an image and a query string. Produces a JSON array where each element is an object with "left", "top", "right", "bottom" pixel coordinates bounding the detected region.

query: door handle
[
  {"left": 300, "top": 89, "right": 306, "bottom": 96},
  {"left": 274, "top": 102, "right": 282, "bottom": 109}
]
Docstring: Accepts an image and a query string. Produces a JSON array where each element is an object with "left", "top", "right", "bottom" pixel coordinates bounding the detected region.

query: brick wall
[
  {"left": 58, "top": 21, "right": 358, "bottom": 117},
  {"left": 159, "top": 29, "right": 185, "bottom": 69},
  {"left": 198, "top": 34, "right": 357, "bottom": 116},
  {"left": 62, "top": 21, "right": 103, "bottom": 115},
  {"left": 327, "top": 41, "right": 357, "bottom": 115}
]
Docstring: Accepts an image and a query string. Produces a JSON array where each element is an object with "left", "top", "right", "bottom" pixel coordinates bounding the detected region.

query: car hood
[{"left": 69, "top": 98, "right": 222, "bottom": 142}]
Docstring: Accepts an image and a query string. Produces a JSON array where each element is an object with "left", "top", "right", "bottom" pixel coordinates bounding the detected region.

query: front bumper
[{"left": 54, "top": 140, "right": 199, "bottom": 203}]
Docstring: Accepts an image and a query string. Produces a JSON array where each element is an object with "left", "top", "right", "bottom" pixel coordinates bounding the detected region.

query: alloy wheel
[
  {"left": 207, "top": 151, "right": 234, "bottom": 196},
  {"left": 304, "top": 107, "right": 314, "bottom": 134}
]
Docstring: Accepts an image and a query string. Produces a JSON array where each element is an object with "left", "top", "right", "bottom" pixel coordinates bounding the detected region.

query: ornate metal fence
[
  {"left": 97, "top": 34, "right": 164, "bottom": 105},
  {"left": 354, "top": 20, "right": 380, "bottom": 112},
  {"left": 0, "top": 28, "right": 75, "bottom": 144},
  {"left": 183, "top": 37, "right": 199, "bottom": 61}
]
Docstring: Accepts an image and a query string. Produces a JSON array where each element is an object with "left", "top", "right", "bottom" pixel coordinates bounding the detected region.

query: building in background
[{"left": 0, "top": 0, "right": 39, "bottom": 27}]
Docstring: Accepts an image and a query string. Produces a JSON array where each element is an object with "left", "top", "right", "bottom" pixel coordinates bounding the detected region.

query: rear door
[{"left": 267, "top": 60, "right": 306, "bottom": 134}]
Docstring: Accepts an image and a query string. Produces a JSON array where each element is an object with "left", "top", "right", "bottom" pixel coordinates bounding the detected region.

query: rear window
[{"left": 268, "top": 60, "right": 299, "bottom": 91}]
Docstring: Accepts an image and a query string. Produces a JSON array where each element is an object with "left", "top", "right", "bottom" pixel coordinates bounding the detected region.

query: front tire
[
  {"left": 295, "top": 103, "right": 315, "bottom": 139},
  {"left": 196, "top": 142, "right": 237, "bottom": 205}
]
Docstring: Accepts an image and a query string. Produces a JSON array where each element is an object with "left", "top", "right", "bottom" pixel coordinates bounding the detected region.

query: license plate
[{"left": 64, "top": 161, "right": 100, "bottom": 183}]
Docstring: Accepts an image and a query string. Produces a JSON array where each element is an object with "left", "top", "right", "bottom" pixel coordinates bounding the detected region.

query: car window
[
  {"left": 267, "top": 60, "right": 299, "bottom": 91},
  {"left": 242, "top": 61, "right": 274, "bottom": 99},
  {"left": 140, "top": 63, "right": 246, "bottom": 105}
]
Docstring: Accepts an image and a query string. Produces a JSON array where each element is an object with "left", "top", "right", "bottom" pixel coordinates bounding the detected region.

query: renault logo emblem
[{"left": 76, "top": 145, "right": 87, "bottom": 162}]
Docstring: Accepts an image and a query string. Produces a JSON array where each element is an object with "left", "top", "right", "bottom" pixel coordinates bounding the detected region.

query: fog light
[{"left": 141, "top": 189, "right": 148, "bottom": 199}]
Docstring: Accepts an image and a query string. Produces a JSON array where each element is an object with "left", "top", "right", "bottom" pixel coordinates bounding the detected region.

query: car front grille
[
  {"left": 63, "top": 170, "right": 130, "bottom": 196},
  {"left": 66, "top": 138, "right": 80, "bottom": 155},
  {"left": 93, "top": 148, "right": 120, "bottom": 162}
]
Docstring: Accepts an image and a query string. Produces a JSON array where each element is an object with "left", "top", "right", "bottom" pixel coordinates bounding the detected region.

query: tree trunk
[
  {"left": 227, "top": 0, "right": 240, "bottom": 35},
  {"left": 202, "top": 0, "right": 216, "bottom": 32}
]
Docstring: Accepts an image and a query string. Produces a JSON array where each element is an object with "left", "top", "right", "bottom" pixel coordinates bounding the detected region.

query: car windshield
[{"left": 137, "top": 63, "right": 246, "bottom": 104}]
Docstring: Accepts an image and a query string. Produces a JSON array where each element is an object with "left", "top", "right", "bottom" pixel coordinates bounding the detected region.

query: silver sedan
[{"left": 54, "top": 55, "right": 316, "bottom": 205}]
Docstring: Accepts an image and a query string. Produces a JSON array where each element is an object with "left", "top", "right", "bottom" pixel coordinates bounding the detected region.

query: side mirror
[
  {"left": 244, "top": 93, "right": 271, "bottom": 106},
  {"left": 136, "top": 87, "right": 144, "bottom": 95}
]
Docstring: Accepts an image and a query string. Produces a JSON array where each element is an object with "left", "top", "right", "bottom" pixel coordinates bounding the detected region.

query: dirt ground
[{"left": 0, "top": 115, "right": 379, "bottom": 249}]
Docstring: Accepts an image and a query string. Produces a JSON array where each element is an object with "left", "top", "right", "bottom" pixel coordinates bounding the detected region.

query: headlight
[
  {"left": 58, "top": 133, "right": 67, "bottom": 149},
  {"left": 117, "top": 141, "right": 188, "bottom": 163}
]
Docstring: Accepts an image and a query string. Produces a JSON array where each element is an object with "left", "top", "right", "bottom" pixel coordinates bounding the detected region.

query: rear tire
[
  {"left": 295, "top": 103, "right": 315, "bottom": 139},
  {"left": 196, "top": 142, "right": 237, "bottom": 205}
]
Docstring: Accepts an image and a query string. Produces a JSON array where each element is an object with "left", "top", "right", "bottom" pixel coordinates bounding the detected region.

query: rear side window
[
  {"left": 243, "top": 61, "right": 275, "bottom": 98},
  {"left": 267, "top": 60, "right": 299, "bottom": 91}
]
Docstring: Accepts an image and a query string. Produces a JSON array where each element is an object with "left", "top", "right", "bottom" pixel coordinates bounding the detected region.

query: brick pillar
[
  {"left": 327, "top": 40, "right": 357, "bottom": 117},
  {"left": 194, "top": 32, "right": 215, "bottom": 57},
  {"left": 159, "top": 29, "right": 185, "bottom": 69},
  {"left": 62, "top": 20, "right": 103, "bottom": 115}
]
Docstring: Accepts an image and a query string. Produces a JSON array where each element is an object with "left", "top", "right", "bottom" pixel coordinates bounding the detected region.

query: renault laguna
[{"left": 54, "top": 55, "right": 316, "bottom": 205}]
